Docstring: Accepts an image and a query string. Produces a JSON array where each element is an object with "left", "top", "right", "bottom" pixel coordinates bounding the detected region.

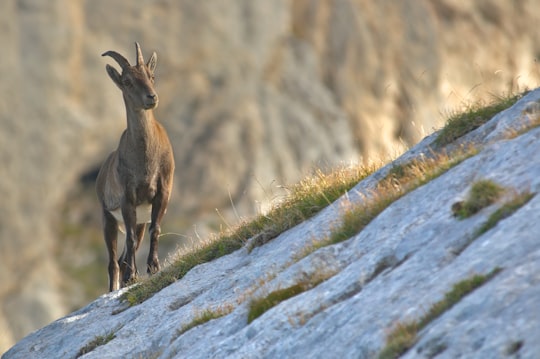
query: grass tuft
[
  {"left": 175, "top": 305, "right": 234, "bottom": 338},
  {"left": 452, "top": 180, "right": 504, "bottom": 219},
  {"left": 378, "top": 321, "right": 419, "bottom": 359},
  {"left": 247, "top": 267, "right": 337, "bottom": 324},
  {"left": 450, "top": 189, "right": 531, "bottom": 259},
  {"left": 435, "top": 92, "right": 526, "bottom": 147},
  {"left": 247, "top": 284, "right": 306, "bottom": 324},
  {"left": 76, "top": 331, "right": 116, "bottom": 358},
  {"left": 475, "top": 191, "right": 535, "bottom": 236},
  {"left": 418, "top": 268, "right": 501, "bottom": 328},
  {"left": 378, "top": 268, "right": 501, "bottom": 358}
]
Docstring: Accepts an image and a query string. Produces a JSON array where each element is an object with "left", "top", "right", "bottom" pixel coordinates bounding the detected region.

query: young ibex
[{"left": 96, "top": 42, "right": 175, "bottom": 292}]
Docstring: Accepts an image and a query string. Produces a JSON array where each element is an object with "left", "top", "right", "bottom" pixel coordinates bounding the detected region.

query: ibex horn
[
  {"left": 135, "top": 42, "right": 144, "bottom": 67},
  {"left": 102, "top": 50, "right": 131, "bottom": 69}
]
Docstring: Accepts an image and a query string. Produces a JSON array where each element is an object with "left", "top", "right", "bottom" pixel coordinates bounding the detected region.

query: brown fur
[{"left": 96, "top": 43, "right": 175, "bottom": 292}]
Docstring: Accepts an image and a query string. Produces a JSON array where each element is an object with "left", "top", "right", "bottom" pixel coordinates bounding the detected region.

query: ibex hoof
[
  {"left": 122, "top": 269, "right": 138, "bottom": 287},
  {"left": 147, "top": 260, "right": 160, "bottom": 275}
]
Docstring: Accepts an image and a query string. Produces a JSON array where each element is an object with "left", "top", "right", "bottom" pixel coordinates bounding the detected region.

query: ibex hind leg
[{"left": 103, "top": 210, "right": 120, "bottom": 292}]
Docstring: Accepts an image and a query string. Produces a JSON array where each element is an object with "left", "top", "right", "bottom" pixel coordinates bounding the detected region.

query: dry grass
[
  {"left": 245, "top": 166, "right": 378, "bottom": 251},
  {"left": 435, "top": 91, "right": 526, "bottom": 147}
]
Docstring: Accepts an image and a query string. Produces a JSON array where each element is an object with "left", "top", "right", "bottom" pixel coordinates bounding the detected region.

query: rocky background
[{"left": 1, "top": 0, "right": 540, "bottom": 352}]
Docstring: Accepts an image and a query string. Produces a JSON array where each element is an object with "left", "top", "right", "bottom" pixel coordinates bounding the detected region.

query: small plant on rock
[
  {"left": 475, "top": 191, "right": 535, "bottom": 236},
  {"left": 247, "top": 268, "right": 337, "bottom": 324},
  {"left": 247, "top": 284, "right": 306, "bottom": 324},
  {"left": 175, "top": 304, "right": 234, "bottom": 338},
  {"left": 76, "top": 331, "right": 116, "bottom": 358},
  {"left": 378, "top": 268, "right": 501, "bottom": 359},
  {"left": 452, "top": 180, "right": 504, "bottom": 219}
]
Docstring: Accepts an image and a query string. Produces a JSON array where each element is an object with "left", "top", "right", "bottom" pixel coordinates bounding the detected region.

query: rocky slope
[
  {"left": 2, "top": 0, "right": 540, "bottom": 352},
  {"left": 4, "top": 88, "right": 540, "bottom": 358}
]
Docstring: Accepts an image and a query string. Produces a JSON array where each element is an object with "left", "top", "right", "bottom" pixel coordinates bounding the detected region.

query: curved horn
[
  {"left": 101, "top": 50, "right": 130, "bottom": 69},
  {"left": 135, "top": 42, "right": 144, "bottom": 67}
]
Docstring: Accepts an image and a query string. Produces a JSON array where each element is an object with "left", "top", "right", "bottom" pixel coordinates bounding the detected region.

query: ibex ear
[
  {"left": 147, "top": 52, "right": 157, "bottom": 74},
  {"left": 106, "top": 64, "right": 123, "bottom": 89}
]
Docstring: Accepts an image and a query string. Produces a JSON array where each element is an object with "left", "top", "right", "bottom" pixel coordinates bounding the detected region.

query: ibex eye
[{"left": 123, "top": 79, "right": 132, "bottom": 87}]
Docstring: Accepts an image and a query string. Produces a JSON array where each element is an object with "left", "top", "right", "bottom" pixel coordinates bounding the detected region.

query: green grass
[
  {"left": 378, "top": 268, "right": 501, "bottom": 359},
  {"left": 246, "top": 266, "right": 337, "bottom": 324},
  {"left": 452, "top": 180, "right": 505, "bottom": 219},
  {"left": 450, "top": 191, "right": 534, "bottom": 257},
  {"left": 247, "top": 284, "right": 306, "bottom": 324},
  {"left": 475, "top": 191, "right": 535, "bottom": 236},
  {"left": 175, "top": 305, "right": 234, "bottom": 338},
  {"left": 378, "top": 321, "right": 419, "bottom": 359},
  {"left": 435, "top": 92, "right": 526, "bottom": 147},
  {"left": 418, "top": 268, "right": 501, "bottom": 328},
  {"left": 77, "top": 331, "right": 116, "bottom": 358}
]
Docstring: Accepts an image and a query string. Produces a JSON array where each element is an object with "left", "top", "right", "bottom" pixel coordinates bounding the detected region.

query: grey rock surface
[{"left": 4, "top": 88, "right": 540, "bottom": 358}]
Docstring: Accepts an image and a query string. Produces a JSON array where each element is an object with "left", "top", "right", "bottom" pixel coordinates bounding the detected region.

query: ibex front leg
[
  {"left": 118, "top": 223, "right": 146, "bottom": 280},
  {"left": 148, "top": 187, "right": 170, "bottom": 274},
  {"left": 121, "top": 198, "right": 139, "bottom": 286}
]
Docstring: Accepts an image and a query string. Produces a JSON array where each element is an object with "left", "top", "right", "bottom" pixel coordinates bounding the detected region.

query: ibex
[{"left": 96, "top": 42, "right": 175, "bottom": 292}]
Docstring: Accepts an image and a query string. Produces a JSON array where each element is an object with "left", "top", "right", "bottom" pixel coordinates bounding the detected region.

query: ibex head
[{"left": 102, "top": 42, "right": 159, "bottom": 110}]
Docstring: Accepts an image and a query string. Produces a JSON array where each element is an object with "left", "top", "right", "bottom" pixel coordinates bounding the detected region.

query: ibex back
[{"left": 96, "top": 42, "right": 175, "bottom": 292}]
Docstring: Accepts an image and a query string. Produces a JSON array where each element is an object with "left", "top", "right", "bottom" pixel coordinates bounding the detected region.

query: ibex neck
[{"left": 124, "top": 99, "right": 157, "bottom": 143}]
